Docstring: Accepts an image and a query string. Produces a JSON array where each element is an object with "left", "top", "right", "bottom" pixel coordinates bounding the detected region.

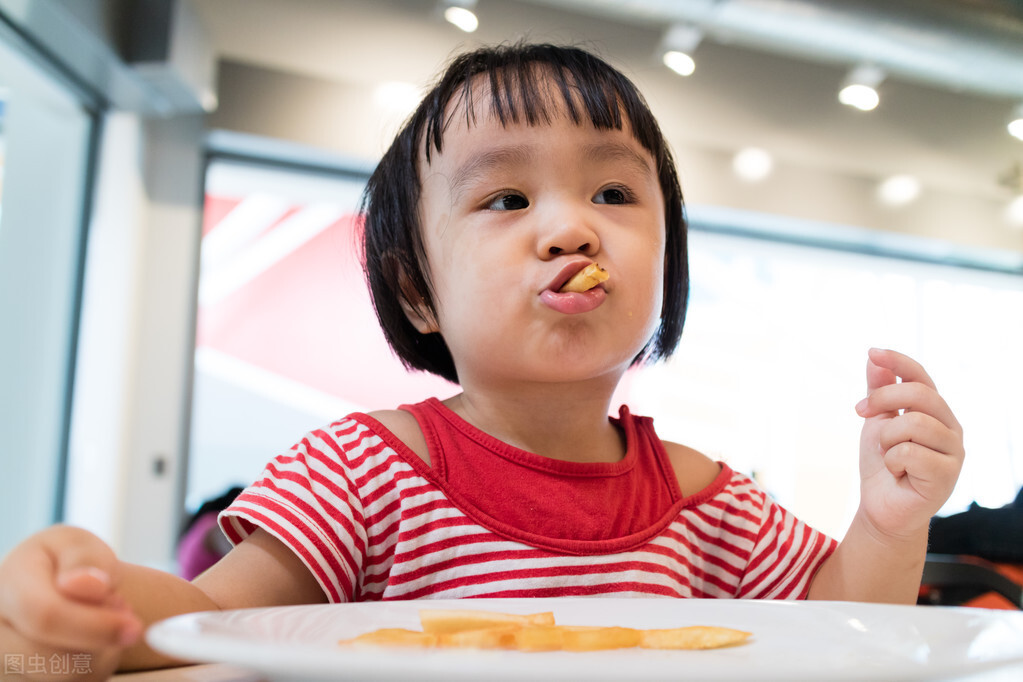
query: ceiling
[{"left": 192, "top": 0, "right": 1023, "bottom": 205}]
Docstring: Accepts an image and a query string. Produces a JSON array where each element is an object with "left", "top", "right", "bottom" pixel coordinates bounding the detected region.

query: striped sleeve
[
  {"left": 218, "top": 420, "right": 369, "bottom": 603},
  {"left": 736, "top": 493, "right": 838, "bottom": 599}
]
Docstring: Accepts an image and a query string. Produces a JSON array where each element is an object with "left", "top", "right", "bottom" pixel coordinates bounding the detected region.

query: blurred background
[{"left": 1, "top": 0, "right": 1021, "bottom": 570}]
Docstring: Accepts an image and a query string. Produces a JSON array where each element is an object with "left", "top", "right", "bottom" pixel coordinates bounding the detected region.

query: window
[
  {"left": 627, "top": 230, "right": 1023, "bottom": 537},
  {"left": 0, "top": 30, "right": 97, "bottom": 555},
  {"left": 187, "top": 158, "right": 455, "bottom": 511}
]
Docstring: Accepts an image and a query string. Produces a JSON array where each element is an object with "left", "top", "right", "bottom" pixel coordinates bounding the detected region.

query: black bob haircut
[{"left": 360, "top": 42, "right": 689, "bottom": 385}]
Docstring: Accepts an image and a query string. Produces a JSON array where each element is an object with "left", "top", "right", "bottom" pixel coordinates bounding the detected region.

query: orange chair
[{"left": 919, "top": 554, "right": 1023, "bottom": 610}]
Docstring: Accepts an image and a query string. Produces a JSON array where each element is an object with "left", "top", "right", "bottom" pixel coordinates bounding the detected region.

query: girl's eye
[
  {"left": 486, "top": 193, "right": 529, "bottom": 211},
  {"left": 593, "top": 186, "right": 633, "bottom": 205}
]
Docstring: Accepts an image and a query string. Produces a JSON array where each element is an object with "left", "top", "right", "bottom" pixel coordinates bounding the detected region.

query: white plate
[{"left": 147, "top": 598, "right": 1023, "bottom": 681}]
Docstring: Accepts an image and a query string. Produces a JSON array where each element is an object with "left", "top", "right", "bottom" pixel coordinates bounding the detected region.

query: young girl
[{"left": 0, "top": 43, "right": 964, "bottom": 678}]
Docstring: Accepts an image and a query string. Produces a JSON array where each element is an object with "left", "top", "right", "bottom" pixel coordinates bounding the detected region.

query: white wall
[{"left": 65, "top": 111, "right": 204, "bottom": 567}]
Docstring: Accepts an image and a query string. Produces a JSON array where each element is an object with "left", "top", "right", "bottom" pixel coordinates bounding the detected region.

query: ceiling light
[
  {"left": 373, "top": 81, "right": 421, "bottom": 114},
  {"left": 1007, "top": 195, "right": 1023, "bottom": 229},
  {"left": 662, "top": 51, "right": 696, "bottom": 77},
  {"left": 660, "top": 23, "right": 702, "bottom": 77},
  {"left": 877, "top": 174, "right": 921, "bottom": 206},
  {"left": 200, "top": 88, "right": 219, "bottom": 113},
  {"left": 732, "top": 147, "right": 774, "bottom": 182},
  {"left": 1009, "top": 104, "right": 1023, "bottom": 141},
  {"left": 839, "top": 65, "right": 885, "bottom": 112},
  {"left": 441, "top": 0, "right": 478, "bottom": 33}
]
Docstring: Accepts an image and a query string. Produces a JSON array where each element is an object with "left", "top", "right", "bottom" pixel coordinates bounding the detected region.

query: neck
[{"left": 443, "top": 377, "right": 627, "bottom": 463}]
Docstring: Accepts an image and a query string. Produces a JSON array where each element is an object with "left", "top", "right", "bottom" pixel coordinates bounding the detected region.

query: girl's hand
[
  {"left": 0, "top": 525, "right": 142, "bottom": 681},
  {"left": 855, "top": 348, "right": 965, "bottom": 541}
]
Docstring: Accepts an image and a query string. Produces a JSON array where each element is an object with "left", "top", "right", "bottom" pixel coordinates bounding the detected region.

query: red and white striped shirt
[{"left": 220, "top": 401, "right": 836, "bottom": 603}]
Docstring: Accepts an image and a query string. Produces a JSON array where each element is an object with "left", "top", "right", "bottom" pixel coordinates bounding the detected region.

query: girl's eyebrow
[
  {"left": 448, "top": 144, "right": 536, "bottom": 200},
  {"left": 583, "top": 141, "right": 653, "bottom": 177}
]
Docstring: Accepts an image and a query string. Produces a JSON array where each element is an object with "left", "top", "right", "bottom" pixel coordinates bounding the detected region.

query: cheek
[
  {"left": 636, "top": 227, "right": 666, "bottom": 289},
  {"left": 423, "top": 237, "right": 491, "bottom": 331},
  {"left": 418, "top": 173, "right": 457, "bottom": 266},
  {"left": 631, "top": 237, "right": 667, "bottom": 325}
]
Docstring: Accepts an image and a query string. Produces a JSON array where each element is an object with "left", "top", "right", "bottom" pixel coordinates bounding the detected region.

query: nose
[{"left": 538, "top": 204, "right": 600, "bottom": 259}]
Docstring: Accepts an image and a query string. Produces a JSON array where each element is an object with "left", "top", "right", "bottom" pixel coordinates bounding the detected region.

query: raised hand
[{"left": 855, "top": 348, "right": 965, "bottom": 540}]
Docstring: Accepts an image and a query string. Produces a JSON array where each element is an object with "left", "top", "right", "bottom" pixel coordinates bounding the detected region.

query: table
[
  {"left": 111, "top": 661, "right": 1023, "bottom": 681},
  {"left": 114, "top": 665, "right": 264, "bottom": 682}
]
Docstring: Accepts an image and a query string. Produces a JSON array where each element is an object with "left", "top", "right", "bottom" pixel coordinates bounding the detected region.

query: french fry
[
  {"left": 437, "top": 625, "right": 521, "bottom": 649},
  {"left": 340, "top": 627, "right": 438, "bottom": 648},
  {"left": 419, "top": 608, "right": 554, "bottom": 634},
  {"left": 512, "top": 625, "right": 565, "bottom": 652},
  {"left": 340, "top": 609, "right": 752, "bottom": 653},
  {"left": 640, "top": 626, "right": 752, "bottom": 650},
  {"left": 559, "top": 263, "right": 609, "bottom": 293},
  {"left": 558, "top": 626, "right": 642, "bottom": 652}
]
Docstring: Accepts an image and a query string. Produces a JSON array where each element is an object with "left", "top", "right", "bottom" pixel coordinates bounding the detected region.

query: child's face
[{"left": 413, "top": 88, "right": 666, "bottom": 389}]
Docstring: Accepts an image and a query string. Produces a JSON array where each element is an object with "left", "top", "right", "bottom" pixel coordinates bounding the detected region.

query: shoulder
[
  {"left": 660, "top": 440, "right": 723, "bottom": 498},
  {"left": 364, "top": 409, "right": 431, "bottom": 466}
]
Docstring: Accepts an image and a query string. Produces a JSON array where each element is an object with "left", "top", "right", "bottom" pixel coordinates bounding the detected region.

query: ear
[
  {"left": 399, "top": 293, "right": 440, "bottom": 334},
  {"left": 393, "top": 263, "right": 440, "bottom": 334}
]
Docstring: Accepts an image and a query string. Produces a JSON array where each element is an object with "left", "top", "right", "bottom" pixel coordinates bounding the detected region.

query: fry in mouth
[{"left": 559, "top": 263, "right": 609, "bottom": 293}]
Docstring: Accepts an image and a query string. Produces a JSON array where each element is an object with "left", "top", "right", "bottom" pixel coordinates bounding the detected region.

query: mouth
[{"left": 539, "top": 261, "right": 610, "bottom": 315}]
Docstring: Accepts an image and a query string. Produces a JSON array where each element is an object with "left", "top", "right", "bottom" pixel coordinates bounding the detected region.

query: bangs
[{"left": 421, "top": 44, "right": 654, "bottom": 163}]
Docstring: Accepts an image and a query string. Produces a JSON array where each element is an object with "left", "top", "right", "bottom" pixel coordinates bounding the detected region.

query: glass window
[
  {"left": 186, "top": 159, "right": 455, "bottom": 513},
  {"left": 0, "top": 34, "right": 97, "bottom": 555},
  {"left": 627, "top": 230, "right": 1023, "bottom": 537}
]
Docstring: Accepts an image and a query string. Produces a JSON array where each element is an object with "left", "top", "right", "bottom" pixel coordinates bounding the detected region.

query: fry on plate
[
  {"left": 338, "top": 609, "right": 752, "bottom": 653},
  {"left": 640, "top": 626, "right": 752, "bottom": 650},
  {"left": 420, "top": 608, "right": 555, "bottom": 633},
  {"left": 344, "top": 627, "right": 438, "bottom": 648}
]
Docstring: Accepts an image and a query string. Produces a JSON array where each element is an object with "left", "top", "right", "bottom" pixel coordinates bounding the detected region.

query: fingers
[
  {"left": 51, "top": 526, "right": 121, "bottom": 597},
  {"left": 7, "top": 564, "right": 141, "bottom": 653},
  {"left": 880, "top": 440, "right": 963, "bottom": 492},
  {"left": 865, "top": 354, "right": 898, "bottom": 394},
  {"left": 857, "top": 378, "right": 961, "bottom": 433},
  {"left": 56, "top": 566, "right": 115, "bottom": 603},
  {"left": 865, "top": 347, "right": 937, "bottom": 390},
  {"left": 878, "top": 411, "right": 962, "bottom": 457},
  {"left": 0, "top": 526, "right": 142, "bottom": 655},
  {"left": 856, "top": 348, "right": 961, "bottom": 433}
]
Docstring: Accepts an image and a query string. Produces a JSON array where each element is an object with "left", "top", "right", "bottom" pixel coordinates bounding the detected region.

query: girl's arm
[
  {"left": 0, "top": 525, "right": 325, "bottom": 679},
  {"left": 120, "top": 527, "right": 327, "bottom": 671},
  {"left": 809, "top": 348, "right": 964, "bottom": 603},
  {"left": 807, "top": 510, "right": 928, "bottom": 602}
]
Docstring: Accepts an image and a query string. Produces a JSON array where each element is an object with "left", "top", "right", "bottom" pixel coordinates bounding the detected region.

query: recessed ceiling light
[
  {"left": 662, "top": 50, "right": 696, "bottom": 76},
  {"left": 1009, "top": 104, "right": 1023, "bottom": 141},
  {"left": 877, "top": 174, "right": 921, "bottom": 206},
  {"left": 660, "top": 23, "right": 702, "bottom": 77},
  {"left": 440, "top": 1, "right": 478, "bottom": 32},
  {"left": 373, "top": 81, "right": 420, "bottom": 114},
  {"left": 839, "top": 65, "right": 885, "bottom": 112},
  {"left": 1006, "top": 195, "right": 1023, "bottom": 228},
  {"left": 839, "top": 84, "right": 879, "bottom": 111},
  {"left": 732, "top": 148, "right": 774, "bottom": 182},
  {"left": 444, "top": 6, "right": 478, "bottom": 32}
]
